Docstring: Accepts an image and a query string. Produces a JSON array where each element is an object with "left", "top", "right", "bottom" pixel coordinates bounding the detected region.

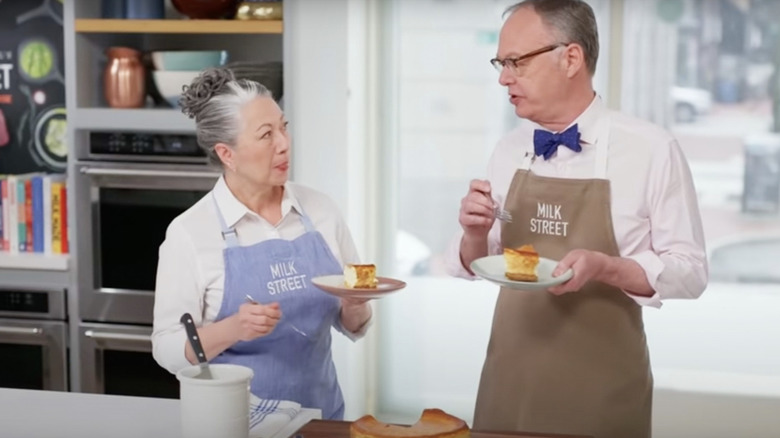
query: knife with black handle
[{"left": 180, "top": 313, "right": 212, "bottom": 379}]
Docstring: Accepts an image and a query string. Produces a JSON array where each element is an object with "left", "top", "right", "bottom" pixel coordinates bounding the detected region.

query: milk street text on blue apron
[{"left": 209, "top": 194, "right": 346, "bottom": 420}]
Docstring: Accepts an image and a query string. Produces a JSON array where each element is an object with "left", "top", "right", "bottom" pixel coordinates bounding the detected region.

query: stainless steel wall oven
[
  {"left": 73, "top": 132, "right": 219, "bottom": 398},
  {"left": 0, "top": 287, "right": 68, "bottom": 391},
  {"left": 78, "top": 322, "right": 180, "bottom": 398},
  {"left": 75, "top": 161, "right": 217, "bottom": 324}
]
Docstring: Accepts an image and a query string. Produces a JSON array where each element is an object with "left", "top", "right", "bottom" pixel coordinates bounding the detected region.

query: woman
[{"left": 151, "top": 68, "right": 372, "bottom": 420}]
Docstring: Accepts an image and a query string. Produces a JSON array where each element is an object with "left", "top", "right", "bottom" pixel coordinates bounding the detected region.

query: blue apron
[{"left": 209, "top": 194, "right": 346, "bottom": 420}]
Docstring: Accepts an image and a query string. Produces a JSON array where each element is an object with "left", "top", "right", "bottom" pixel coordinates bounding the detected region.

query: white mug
[{"left": 177, "top": 364, "right": 254, "bottom": 438}]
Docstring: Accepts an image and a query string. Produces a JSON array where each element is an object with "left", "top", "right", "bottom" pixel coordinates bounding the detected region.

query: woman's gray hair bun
[
  {"left": 177, "top": 67, "right": 273, "bottom": 168},
  {"left": 179, "top": 67, "right": 236, "bottom": 120}
]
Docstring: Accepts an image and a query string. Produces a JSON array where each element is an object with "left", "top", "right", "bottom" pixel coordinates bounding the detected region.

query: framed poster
[{"left": 0, "top": 0, "right": 66, "bottom": 174}]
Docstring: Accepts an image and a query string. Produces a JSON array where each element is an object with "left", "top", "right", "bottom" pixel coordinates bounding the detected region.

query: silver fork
[
  {"left": 244, "top": 294, "right": 309, "bottom": 339},
  {"left": 493, "top": 204, "right": 513, "bottom": 223}
]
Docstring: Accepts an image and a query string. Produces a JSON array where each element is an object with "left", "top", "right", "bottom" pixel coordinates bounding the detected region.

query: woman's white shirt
[{"left": 152, "top": 177, "right": 362, "bottom": 374}]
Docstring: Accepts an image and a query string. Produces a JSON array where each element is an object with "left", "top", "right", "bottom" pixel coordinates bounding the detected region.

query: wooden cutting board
[{"left": 293, "top": 420, "right": 592, "bottom": 438}]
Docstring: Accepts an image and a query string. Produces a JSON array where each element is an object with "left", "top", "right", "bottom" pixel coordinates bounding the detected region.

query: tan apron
[{"left": 473, "top": 118, "right": 652, "bottom": 438}]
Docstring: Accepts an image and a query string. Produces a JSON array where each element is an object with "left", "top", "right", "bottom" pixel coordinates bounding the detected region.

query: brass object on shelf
[{"left": 235, "top": 2, "right": 283, "bottom": 21}]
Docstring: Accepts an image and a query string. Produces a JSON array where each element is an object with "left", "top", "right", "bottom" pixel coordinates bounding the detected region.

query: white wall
[
  {"left": 283, "top": 0, "right": 373, "bottom": 420},
  {"left": 620, "top": 0, "right": 677, "bottom": 126},
  {"left": 284, "top": 0, "right": 350, "bottom": 209}
]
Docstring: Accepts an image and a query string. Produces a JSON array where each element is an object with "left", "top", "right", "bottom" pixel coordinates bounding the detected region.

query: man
[{"left": 445, "top": 1, "right": 707, "bottom": 437}]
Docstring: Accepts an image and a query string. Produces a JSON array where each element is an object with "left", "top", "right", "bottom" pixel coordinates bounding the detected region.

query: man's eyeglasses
[{"left": 490, "top": 43, "right": 568, "bottom": 76}]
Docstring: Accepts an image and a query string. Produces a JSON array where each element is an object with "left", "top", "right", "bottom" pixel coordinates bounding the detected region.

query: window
[
  {"left": 375, "top": 0, "right": 612, "bottom": 423},
  {"left": 374, "top": 0, "right": 780, "bottom": 428}
]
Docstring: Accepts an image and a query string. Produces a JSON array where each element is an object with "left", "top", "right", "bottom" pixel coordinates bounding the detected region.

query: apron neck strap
[
  {"left": 520, "top": 150, "right": 535, "bottom": 170},
  {"left": 593, "top": 116, "right": 611, "bottom": 179},
  {"left": 299, "top": 206, "right": 316, "bottom": 233},
  {"left": 520, "top": 115, "right": 611, "bottom": 179},
  {"left": 210, "top": 192, "right": 318, "bottom": 247},
  {"left": 211, "top": 192, "right": 240, "bottom": 247}
]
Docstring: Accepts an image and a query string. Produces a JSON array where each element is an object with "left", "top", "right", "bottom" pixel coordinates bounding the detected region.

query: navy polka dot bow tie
[{"left": 533, "top": 124, "right": 582, "bottom": 160}]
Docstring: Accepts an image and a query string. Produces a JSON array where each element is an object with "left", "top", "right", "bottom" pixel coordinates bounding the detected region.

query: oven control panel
[
  {"left": 0, "top": 291, "right": 49, "bottom": 313},
  {"left": 90, "top": 132, "right": 204, "bottom": 157}
]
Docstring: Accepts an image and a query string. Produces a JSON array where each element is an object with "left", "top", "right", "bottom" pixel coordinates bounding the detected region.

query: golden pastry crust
[
  {"left": 505, "top": 272, "right": 538, "bottom": 282},
  {"left": 344, "top": 264, "right": 379, "bottom": 289},
  {"left": 350, "top": 409, "right": 470, "bottom": 438},
  {"left": 504, "top": 244, "right": 539, "bottom": 282}
]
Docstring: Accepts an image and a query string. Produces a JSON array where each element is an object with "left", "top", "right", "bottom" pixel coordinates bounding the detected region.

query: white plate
[
  {"left": 470, "top": 255, "right": 573, "bottom": 291},
  {"left": 312, "top": 275, "right": 406, "bottom": 299}
]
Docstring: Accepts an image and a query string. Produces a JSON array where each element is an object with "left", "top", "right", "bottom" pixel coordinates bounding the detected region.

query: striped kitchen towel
[{"left": 249, "top": 394, "right": 302, "bottom": 438}]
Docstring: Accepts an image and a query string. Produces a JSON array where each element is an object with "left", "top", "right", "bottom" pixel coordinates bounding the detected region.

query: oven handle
[
  {"left": 79, "top": 167, "right": 220, "bottom": 179},
  {"left": 84, "top": 330, "right": 151, "bottom": 343},
  {"left": 0, "top": 326, "right": 43, "bottom": 336}
]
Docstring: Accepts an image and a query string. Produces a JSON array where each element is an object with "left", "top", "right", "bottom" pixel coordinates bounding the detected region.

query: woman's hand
[
  {"left": 339, "top": 297, "right": 372, "bottom": 333},
  {"left": 234, "top": 301, "right": 282, "bottom": 341},
  {"left": 182, "top": 303, "right": 280, "bottom": 364},
  {"left": 340, "top": 296, "right": 370, "bottom": 307}
]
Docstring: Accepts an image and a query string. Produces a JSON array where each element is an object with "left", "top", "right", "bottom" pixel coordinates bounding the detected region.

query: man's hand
[
  {"left": 547, "top": 249, "right": 655, "bottom": 297},
  {"left": 547, "top": 249, "right": 609, "bottom": 295},
  {"left": 458, "top": 179, "right": 500, "bottom": 274},
  {"left": 459, "top": 179, "right": 496, "bottom": 238}
]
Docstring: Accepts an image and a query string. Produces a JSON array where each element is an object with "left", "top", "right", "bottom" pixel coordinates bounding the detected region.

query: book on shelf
[{"left": 0, "top": 173, "right": 68, "bottom": 256}]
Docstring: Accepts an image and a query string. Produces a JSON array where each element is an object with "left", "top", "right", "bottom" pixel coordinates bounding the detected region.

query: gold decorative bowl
[{"left": 235, "top": 2, "right": 283, "bottom": 21}]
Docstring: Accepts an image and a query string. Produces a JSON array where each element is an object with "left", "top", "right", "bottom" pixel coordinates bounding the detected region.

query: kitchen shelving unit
[
  {"left": 74, "top": 18, "right": 283, "bottom": 34},
  {"left": 61, "top": 0, "right": 285, "bottom": 394},
  {"left": 70, "top": 108, "right": 194, "bottom": 132},
  {"left": 0, "top": 253, "right": 69, "bottom": 271},
  {"left": 1, "top": 7, "right": 284, "bottom": 282}
]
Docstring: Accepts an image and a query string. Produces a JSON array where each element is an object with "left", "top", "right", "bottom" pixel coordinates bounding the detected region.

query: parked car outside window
[
  {"left": 671, "top": 86, "right": 713, "bottom": 123},
  {"left": 708, "top": 234, "right": 780, "bottom": 284}
]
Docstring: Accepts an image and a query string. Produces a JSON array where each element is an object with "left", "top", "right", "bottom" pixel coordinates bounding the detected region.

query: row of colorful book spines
[{"left": 0, "top": 175, "right": 69, "bottom": 254}]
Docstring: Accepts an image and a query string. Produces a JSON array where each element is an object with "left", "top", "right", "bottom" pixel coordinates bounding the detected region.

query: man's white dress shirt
[
  {"left": 445, "top": 96, "right": 708, "bottom": 307},
  {"left": 153, "top": 177, "right": 364, "bottom": 374}
]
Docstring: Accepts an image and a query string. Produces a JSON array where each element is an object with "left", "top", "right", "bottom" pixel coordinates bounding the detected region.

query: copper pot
[{"left": 104, "top": 47, "right": 146, "bottom": 108}]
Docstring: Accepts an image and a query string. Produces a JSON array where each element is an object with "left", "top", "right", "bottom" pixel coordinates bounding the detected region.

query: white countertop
[{"left": 0, "top": 388, "right": 320, "bottom": 438}]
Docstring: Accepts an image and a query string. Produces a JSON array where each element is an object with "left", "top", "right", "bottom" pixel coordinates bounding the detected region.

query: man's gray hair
[
  {"left": 180, "top": 68, "right": 273, "bottom": 167},
  {"left": 505, "top": 0, "right": 599, "bottom": 76}
]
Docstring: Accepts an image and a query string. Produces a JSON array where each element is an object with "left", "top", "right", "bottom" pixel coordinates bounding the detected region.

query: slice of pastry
[
  {"left": 350, "top": 408, "right": 470, "bottom": 438},
  {"left": 344, "top": 264, "right": 379, "bottom": 288},
  {"left": 504, "top": 244, "right": 539, "bottom": 282}
]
